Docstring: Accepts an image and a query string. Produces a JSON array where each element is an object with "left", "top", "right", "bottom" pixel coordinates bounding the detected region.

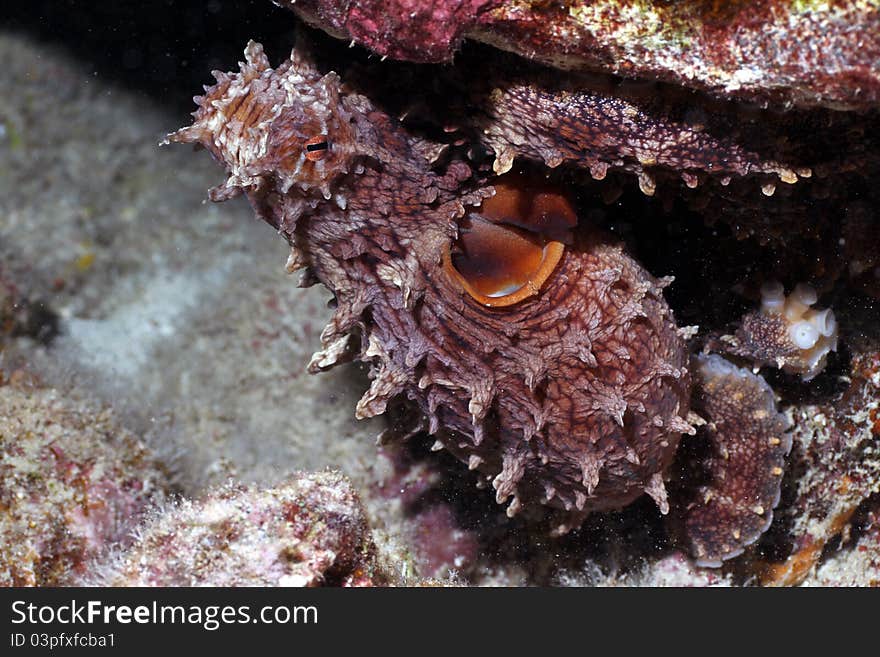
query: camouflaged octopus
[{"left": 168, "top": 37, "right": 822, "bottom": 567}]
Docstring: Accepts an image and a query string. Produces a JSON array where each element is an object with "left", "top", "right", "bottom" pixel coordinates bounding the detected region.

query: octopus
[
  {"left": 165, "top": 18, "right": 869, "bottom": 568},
  {"left": 707, "top": 281, "right": 839, "bottom": 381}
]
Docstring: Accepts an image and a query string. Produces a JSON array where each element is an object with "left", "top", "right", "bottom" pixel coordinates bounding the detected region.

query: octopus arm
[
  {"left": 475, "top": 81, "right": 801, "bottom": 192},
  {"left": 681, "top": 354, "right": 792, "bottom": 567}
]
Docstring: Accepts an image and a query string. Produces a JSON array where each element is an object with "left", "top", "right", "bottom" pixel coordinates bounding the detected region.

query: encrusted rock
[
  {"left": 282, "top": 0, "right": 880, "bottom": 111},
  {"left": 0, "top": 372, "right": 167, "bottom": 586},
  {"left": 97, "top": 472, "right": 388, "bottom": 587},
  {"left": 761, "top": 350, "right": 880, "bottom": 585}
]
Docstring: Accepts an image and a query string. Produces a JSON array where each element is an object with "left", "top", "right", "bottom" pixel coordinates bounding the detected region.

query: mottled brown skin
[
  {"left": 423, "top": 235, "right": 693, "bottom": 525},
  {"left": 679, "top": 355, "right": 792, "bottom": 567},
  {"left": 705, "top": 290, "right": 837, "bottom": 381},
  {"left": 467, "top": 72, "right": 806, "bottom": 195},
  {"left": 169, "top": 40, "right": 693, "bottom": 532},
  {"left": 711, "top": 312, "right": 802, "bottom": 368}
]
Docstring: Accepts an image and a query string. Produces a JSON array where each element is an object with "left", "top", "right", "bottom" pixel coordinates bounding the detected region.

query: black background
[
  {"left": 0, "top": 587, "right": 847, "bottom": 652},
  {"left": 3, "top": 0, "right": 298, "bottom": 116}
]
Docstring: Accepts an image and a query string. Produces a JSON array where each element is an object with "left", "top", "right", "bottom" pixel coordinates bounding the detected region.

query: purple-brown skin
[
  {"left": 680, "top": 355, "right": 793, "bottom": 567},
  {"left": 168, "top": 38, "right": 792, "bottom": 565},
  {"left": 279, "top": 0, "right": 880, "bottom": 111},
  {"left": 458, "top": 66, "right": 811, "bottom": 196},
  {"left": 338, "top": 40, "right": 877, "bottom": 217}
]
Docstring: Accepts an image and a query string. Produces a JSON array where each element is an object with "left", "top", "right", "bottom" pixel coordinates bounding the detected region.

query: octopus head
[{"left": 165, "top": 40, "right": 360, "bottom": 204}]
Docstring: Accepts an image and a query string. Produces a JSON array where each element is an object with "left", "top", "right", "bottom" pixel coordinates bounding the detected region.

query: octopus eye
[
  {"left": 443, "top": 177, "right": 577, "bottom": 307},
  {"left": 304, "top": 135, "right": 330, "bottom": 161}
]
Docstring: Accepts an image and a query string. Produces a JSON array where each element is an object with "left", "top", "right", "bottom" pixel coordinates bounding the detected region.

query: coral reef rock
[
  {"left": 98, "top": 472, "right": 389, "bottom": 587},
  {"left": 802, "top": 496, "right": 880, "bottom": 587},
  {"left": 761, "top": 350, "right": 880, "bottom": 586},
  {"left": 0, "top": 372, "right": 168, "bottom": 586},
  {"left": 281, "top": 0, "right": 880, "bottom": 110}
]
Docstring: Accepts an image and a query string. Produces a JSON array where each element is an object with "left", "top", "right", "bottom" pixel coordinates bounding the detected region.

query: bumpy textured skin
[
  {"left": 705, "top": 285, "right": 837, "bottom": 381},
  {"left": 279, "top": 0, "right": 880, "bottom": 111},
  {"left": 168, "top": 41, "right": 693, "bottom": 529},
  {"left": 461, "top": 66, "right": 810, "bottom": 196},
  {"left": 679, "top": 355, "right": 792, "bottom": 567},
  {"left": 342, "top": 46, "right": 878, "bottom": 229},
  {"left": 716, "top": 311, "right": 800, "bottom": 364}
]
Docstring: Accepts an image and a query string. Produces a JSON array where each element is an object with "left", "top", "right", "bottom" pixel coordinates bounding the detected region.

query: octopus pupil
[
  {"left": 304, "top": 135, "right": 330, "bottom": 162},
  {"left": 444, "top": 211, "right": 567, "bottom": 308}
]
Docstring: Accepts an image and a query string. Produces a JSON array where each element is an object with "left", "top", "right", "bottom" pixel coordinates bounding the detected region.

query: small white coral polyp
[{"left": 759, "top": 281, "right": 838, "bottom": 380}]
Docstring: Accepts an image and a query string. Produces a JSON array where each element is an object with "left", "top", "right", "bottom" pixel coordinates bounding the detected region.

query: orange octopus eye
[
  {"left": 304, "top": 135, "right": 330, "bottom": 161},
  {"left": 443, "top": 176, "right": 577, "bottom": 307}
]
